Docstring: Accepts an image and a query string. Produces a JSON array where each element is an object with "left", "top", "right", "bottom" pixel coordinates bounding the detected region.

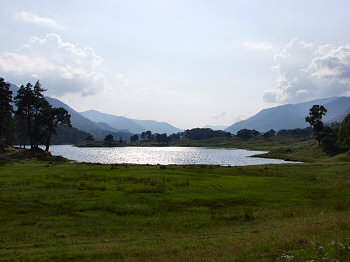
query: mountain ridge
[
  {"left": 81, "top": 109, "right": 181, "bottom": 135},
  {"left": 225, "top": 96, "right": 350, "bottom": 134}
]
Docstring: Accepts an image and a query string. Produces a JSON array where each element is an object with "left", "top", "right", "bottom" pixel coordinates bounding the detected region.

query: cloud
[
  {"left": 0, "top": 33, "right": 105, "bottom": 96},
  {"left": 264, "top": 38, "right": 350, "bottom": 103},
  {"left": 212, "top": 112, "right": 226, "bottom": 119},
  {"left": 14, "top": 11, "right": 65, "bottom": 30},
  {"left": 243, "top": 41, "right": 274, "bottom": 51}
]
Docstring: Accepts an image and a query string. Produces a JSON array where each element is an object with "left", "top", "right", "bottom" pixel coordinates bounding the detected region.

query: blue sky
[{"left": 1, "top": 0, "right": 350, "bottom": 128}]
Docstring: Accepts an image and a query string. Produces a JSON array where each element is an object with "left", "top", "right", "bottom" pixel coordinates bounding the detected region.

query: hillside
[
  {"left": 46, "top": 97, "right": 100, "bottom": 133},
  {"left": 226, "top": 96, "right": 350, "bottom": 134},
  {"left": 133, "top": 119, "right": 182, "bottom": 135},
  {"left": 81, "top": 110, "right": 181, "bottom": 135},
  {"left": 9, "top": 83, "right": 132, "bottom": 141},
  {"left": 46, "top": 98, "right": 132, "bottom": 141}
]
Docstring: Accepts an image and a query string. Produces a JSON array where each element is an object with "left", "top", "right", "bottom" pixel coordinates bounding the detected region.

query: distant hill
[
  {"left": 51, "top": 126, "right": 91, "bottom": 145},
  {"left": 9, "top": 83, "right": 132, "bottom": 141},
  {"left": 45, "top": 98, "right": 132, "bottom": 141},
  {"left": 46, "top": 97, "right": 100, "bottom": 133},
  {"left": 81, "top": 110, "right": 181, "bottom": 135},
  {"left": 81, "top": 110, "right": 145, "bottom": 134},
  {"left": 133, "top": 119, "right": 182, "bottom": 135},
  {"left": 225, "top": 96, "right": 350, "bottom": 134}
]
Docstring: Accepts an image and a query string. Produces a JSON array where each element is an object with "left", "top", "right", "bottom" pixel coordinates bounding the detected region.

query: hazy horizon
[{"left": 1, "top": 1, "right": 350, "bottom": 129}]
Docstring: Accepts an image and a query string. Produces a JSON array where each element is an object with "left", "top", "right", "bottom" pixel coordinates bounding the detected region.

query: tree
[
  {"left": 305, "top": 105, "right": 327, "bottom": 146},
  {"left": 13, "top": 80, "right": 71, "bottom": 150},
  {"left": 338, "top": 114, "right": 350, "bottom": 151},
  {"left": 155, "top": 133, "right": 168, "bottom": 143},
  {"left": 130, "top": 134, "right": 139, "bottom": 143},
  {"left": 85, "top": 135, "right": 95, "bottom": 141},
  {"left": 141, "top": 131, "right": 153, "bottom": 141},
  {"left": 320, "top": 125, "right": 338, "bottom": 154},
  {"left": 41, "top": 105, "right": 71, "bottom": 151},
  {"left": 183, "top": 128, "right": 231, "bottom": 140},
  {"left": 32, "top": 81, "right": 47, "bottom": 148},
  {"left": 104, "top": 134, "right": 114, "bottom": 145},
  {"left": 236, "top": 129, "right": 260, "bottom": 140},
  {"left": 0, "top": 77, "right": 13, "bottom": 146},
  {"left": 14, "top": 83, "right": 35, "bottom": 148},
  {"left": 263, "top": 129, "right": 276, "bottom": 139}
]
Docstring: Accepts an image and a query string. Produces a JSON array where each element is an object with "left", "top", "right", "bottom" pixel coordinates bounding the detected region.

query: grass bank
[
  {"left": 257, "top": 140, "right": 350, "bottom": 162},
  {"left": 0, "top": 157, "right": 350, "bottom": 260}
]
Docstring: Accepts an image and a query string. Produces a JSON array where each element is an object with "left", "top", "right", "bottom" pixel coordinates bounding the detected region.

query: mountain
[
  {"left": 95, "top": 122, "right": 129, "bottom": 133},
  {"left": 81, "top": 110, "right": 145, "bottom": 133},
  {"left": 133, "top": 119, "right": 182, "bottom": 134},
  {"left": 332, "top": 107, "right": 350, "bottom": 123},
  {"left": 46, "top": 97, "right": 100, "bottom": 133},
  {"left": 45, "top": 98, "right": 132, "bottom": 141},
  {"left": 81, "top": 110, "right": 181, "bottom": 135},
  {"left": 8, "top": 83, "right": 132, "bottom": 141},
  {"left": 225, "top": 96, "right": 350, "bottom": 134}
]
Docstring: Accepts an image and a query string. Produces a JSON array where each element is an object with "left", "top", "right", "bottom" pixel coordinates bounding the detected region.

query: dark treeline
[
  {"left": 129, "top": 128, "right": 232, "bottom": 144},
  {"left": 0, "top": 77, "right": 71, "bottom": 152},
  {"left": 130, "top": 126, "right": 312, "bottom": 144}
]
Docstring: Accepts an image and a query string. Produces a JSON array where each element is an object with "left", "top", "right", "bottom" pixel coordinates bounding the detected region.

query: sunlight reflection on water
[{"left": 48, "top": 145, "right": 298, "bottom": 166}]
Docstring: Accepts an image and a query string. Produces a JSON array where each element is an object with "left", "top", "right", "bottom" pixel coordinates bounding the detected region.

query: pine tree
[
  {"left": 0, "top": 77, "right": 13, "bottom": 147},
  {"left": 14, "top": 83, "right": 35, "bottom": 148}
]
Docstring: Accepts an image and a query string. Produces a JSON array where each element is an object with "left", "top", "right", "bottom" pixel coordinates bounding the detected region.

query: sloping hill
[
  {"left": 81, "top": 110, "right": 181, "bottom": 135},
  {"left": 133, "top": 119, "right": 182, "bottom": 135},
  {"left": 81, "top": 110, "right": 145, "bottom": 134},
  {"left": 45, "top": 98, "right": 132, "bottom": 141},
  {"left": 225, "top": 97, "right": 350, "bottom": 134},
  {"left": 46, "top": 97, "right": 100, "bottom": 133},
  {"left": 9, "top": 83, "right": 132, "bottom": 141}
]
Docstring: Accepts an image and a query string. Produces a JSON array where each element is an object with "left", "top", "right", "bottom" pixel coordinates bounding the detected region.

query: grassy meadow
[{"left": 0, "top": 150, "right": 350, "bottom": 261}]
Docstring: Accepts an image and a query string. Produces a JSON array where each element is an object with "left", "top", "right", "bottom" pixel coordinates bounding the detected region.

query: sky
[{"left": 1, "top": 0, "right": 350, "bottom": 129}]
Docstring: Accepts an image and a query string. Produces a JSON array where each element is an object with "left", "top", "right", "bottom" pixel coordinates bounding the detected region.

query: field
[{"left": 1, "top": 152, "right": 350, "bottom": 261}]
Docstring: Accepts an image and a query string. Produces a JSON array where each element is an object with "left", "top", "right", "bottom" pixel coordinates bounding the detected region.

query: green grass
[
  {"left": 258, "top": 140, "right": 350, "bottom": 162},
  {"left": 1, "top": 158, "right": 350, "bottom": 261},
  {"left": 169, "top": 136, "right": 312, "bottom": 151}
]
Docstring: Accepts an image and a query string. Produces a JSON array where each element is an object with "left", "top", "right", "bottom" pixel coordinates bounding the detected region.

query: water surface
[{"left": 49, "top": 145, "right": 297, "bottom": 166}]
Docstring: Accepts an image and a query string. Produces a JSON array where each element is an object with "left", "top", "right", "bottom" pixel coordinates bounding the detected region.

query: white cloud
[
  {"left": 243, "top": 41, "right": 274, "bottom": 51},
  {"left": 264, "top": 38, "right": 350, "bottom": 103},
  {"left": 0, "top": 33, "right": 106, "bottom": 96},
  {"left": 14, "top": 11, "right": 65, "bottom": 30}
]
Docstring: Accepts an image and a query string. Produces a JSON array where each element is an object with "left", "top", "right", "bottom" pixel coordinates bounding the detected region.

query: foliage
[
  {"left": 104, "top": 134, "right": 114, "bottom": 143},
  {"left": 236, "top": 128, "right": 260, "bottom": 140},
  {"left": 130, "top": 134, "right": 139, "bottom": 142},
  {"left": 40, "top": 105, "right": 71, "bottom": 151},
  {"left": 141, "top": 130, "right": 153, "bottom": 141},
  {"left": 277, "top": 127, "right": 313, "bottom": 138},
  {"left": 155, "top": 133, "right": 169, "bottom": 143},
  {"left": 0, "top": 77, "right": 13, "bottom": 145},
  {"left": 319, "top": 125, "right": 339, "bottom": 154},
  {"left": 337, "top": 114, "right": 350, "bottom": 150},
  {"left": 183, "top": 128, "right": 231, "bottom": 140},
  {"left": 305, "top": 105, "right": 327, "bottom": 146},
  {"left": 85, "top": 134, "right": 95, "bottom": 141},
  {"left": 0, "top": 77, "right": 72, "bottom": 151},
  {"left": 263, "top": 129, "right": 276, "bottom": 139}
]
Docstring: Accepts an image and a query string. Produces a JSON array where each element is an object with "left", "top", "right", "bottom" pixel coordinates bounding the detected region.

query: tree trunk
[{"left": 45, "top": 131, "right": 52, "bottom": 152}]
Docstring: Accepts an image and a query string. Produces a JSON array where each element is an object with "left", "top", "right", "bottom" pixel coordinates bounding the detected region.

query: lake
[{"left": 49, "top": 145, "right": 298, "bottom": 166}]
